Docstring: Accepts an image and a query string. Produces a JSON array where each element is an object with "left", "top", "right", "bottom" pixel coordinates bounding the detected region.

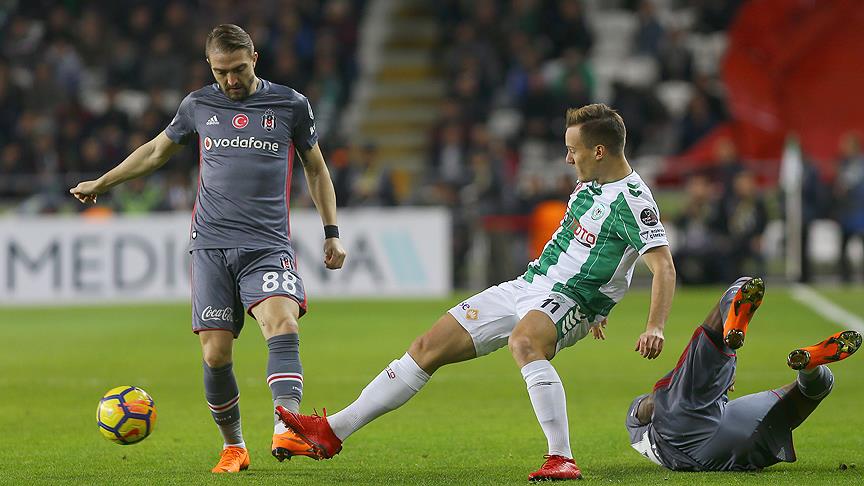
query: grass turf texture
[{"left": 1, "top": 285, "right": 863, "bottom": 485}]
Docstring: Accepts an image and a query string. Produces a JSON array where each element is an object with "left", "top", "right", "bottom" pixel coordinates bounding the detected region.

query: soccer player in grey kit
[
  {"left": 626, "top": 276, "right": 862, "bottom": 471},
  {"left": 70, "top": 24, "right": 347, "bottom": 473}
]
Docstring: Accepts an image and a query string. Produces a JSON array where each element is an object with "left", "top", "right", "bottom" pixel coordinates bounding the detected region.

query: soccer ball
[{"left": 96, "top": 386, "right": 157, "bottom": 445}]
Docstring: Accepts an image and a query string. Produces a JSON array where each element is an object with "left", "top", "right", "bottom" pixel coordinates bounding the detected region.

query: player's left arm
[
  {"left": 300, "top": 143, "right": 347, "bottom": 269},
  {"left": 635, "top": 245, "right": 676, "bottom": 360}
]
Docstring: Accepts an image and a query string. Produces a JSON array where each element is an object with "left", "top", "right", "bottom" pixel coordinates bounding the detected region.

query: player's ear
[
  {"left": 252, "top": 51, "right": 259, "bottom": 67},
  {"left": 594, "top": 144, "right": 605, "bottom": 160}
]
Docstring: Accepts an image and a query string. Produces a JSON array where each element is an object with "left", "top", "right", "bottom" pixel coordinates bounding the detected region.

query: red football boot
[
  {"left": 528, "top": 455, "right": 583, "bottom": 481},
  {"left": 275, "top": 406, "right": 343, "bottom": 460}
]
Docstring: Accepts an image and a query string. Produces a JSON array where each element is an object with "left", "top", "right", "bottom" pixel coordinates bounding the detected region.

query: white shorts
[{"left": 448, "top": 278, "right": 600, "bottom": 357}]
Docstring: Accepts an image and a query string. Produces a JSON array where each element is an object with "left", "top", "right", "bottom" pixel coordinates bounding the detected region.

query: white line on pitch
[{"left": 789, "top": 284, "right": 864, "bottom": 334}]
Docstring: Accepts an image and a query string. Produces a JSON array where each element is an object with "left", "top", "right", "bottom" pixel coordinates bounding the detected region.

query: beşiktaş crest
[{"left": 262, "top": 108, "right": 277, "bottom": 131}]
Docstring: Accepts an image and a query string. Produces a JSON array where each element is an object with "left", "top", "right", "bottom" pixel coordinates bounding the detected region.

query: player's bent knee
[
  {"left": 202, "top": 348, "right": 232, "bottom": 368},
  {"left": 408, "top": 334, "right": 440, "bottom": 370},
  {"left": 258, "top": 314, "right": 299, "bottom": 335}
]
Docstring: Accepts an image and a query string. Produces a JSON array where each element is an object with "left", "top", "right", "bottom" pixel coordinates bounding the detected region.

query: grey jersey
[
  {"left": 626, "top": 325, "right": 797, "bottom": 472},
  {"left": 165, "top": 79, "right": 318, "bottom": 250}
]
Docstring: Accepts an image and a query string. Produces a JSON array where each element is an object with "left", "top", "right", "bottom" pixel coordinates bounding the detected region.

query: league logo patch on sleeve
[
  {"left": 262, "top": 109, "right": 276, "bottom": 131},
  {"left": 640, "top": 208, "right": 659, "bottom": 226}
]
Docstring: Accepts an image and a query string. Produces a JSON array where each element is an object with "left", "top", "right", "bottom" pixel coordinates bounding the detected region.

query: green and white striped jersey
[{"left": 522, "top": 171, "right": 668, "bottom": 321}]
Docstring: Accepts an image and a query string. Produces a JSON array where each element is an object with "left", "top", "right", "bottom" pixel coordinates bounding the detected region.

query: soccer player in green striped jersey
[{"left": 277, "top": 104, "right": 677, "bottom": 482}]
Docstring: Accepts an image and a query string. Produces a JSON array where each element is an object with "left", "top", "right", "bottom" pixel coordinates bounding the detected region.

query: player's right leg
[
  {"left": 201, "top": 330, "right": 249, "bottom": 473},
  {"left": 276, "top": 313, "right": 479, "bottom": 459},
  {"left": 278, "top": 283, "right": 520, "bottom": 459},
  {"left": 192, "top": 249, "right": 249, "bottom": 473}
]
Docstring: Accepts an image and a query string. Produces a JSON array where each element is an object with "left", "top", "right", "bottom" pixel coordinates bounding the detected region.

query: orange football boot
[
  {"left": 211, "top": 446, "right": 250, "bottom": 473},
  {"left": 722, "top": 277, "right": 764, "bottom": 349},
  {"left": 528, "top": 455, "right": 583, "bottom": 481},
  {"left": 272, "top": 426, "right": 318, "bottom": 461},
  {"left": 787, "top": 330, "right": 862, "bottom": 370},
  {"left": 275, "top": 406, "right": 342, "bottom": 460}
]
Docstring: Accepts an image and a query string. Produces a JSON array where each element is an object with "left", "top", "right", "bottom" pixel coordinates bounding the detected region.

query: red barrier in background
[{"left": 670, "top": 0, "right": 864, "bottom": 182}]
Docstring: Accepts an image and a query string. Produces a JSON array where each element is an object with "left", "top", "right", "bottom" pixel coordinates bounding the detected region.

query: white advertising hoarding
[{"left": 0, "top": 208, "right": 451, "bottom": 305}]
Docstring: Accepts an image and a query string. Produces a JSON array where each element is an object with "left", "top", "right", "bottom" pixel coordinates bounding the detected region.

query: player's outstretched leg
[
  {"left": 788, "top": 330, "right": 862, "bottom": 371},
  {"left": 277, "top": 313, "right": 477, "bottom": 459},
  {"left": 722, "top": 276, "right": 764, "bottom": 349}
]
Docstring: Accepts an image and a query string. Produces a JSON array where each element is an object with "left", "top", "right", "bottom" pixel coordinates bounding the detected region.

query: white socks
[
  {"left": 521, "top": 360, "right": 572, "bottom": 458},
  {"left": 328, "top": 352, "right": 431, "bottom": 441}
]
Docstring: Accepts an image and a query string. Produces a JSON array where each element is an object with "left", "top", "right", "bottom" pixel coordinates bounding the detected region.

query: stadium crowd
[
  {"left": 1, "top": 0, "right": 365, "bottom": 212},
  {"left": 2, "top": 0, "right": 862, "bottom": 285}
]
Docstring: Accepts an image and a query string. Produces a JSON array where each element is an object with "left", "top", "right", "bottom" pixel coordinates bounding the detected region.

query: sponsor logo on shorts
[
  {"left": 232, "top": 113, "right": 249, "bottom": 129},
  {"left": 201, "top": 305, "right": 233, "bottom": 322},
  {"left": 466, "top": 309, "right": 479, "bottom": 320},
  {"left": 559, "top": 305, "right": 586, "bottom": 336},
  {"left": 640, "top": 208, "right": 659, "bottom": 226}
]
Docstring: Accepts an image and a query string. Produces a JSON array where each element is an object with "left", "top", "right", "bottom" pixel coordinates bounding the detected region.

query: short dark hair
[
  {"left": 205, "top": 24, "right": 254, "bottom": 57},
  {"left": 565, "top": 103, "right": 626, "bottom": 154}
]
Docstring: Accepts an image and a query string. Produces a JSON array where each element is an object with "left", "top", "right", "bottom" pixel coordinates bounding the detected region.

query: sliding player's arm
[
  {"left": 635, "top": 245, "right": 676, "bottom": 359},
  {"left": 69, "top": 131, "right": 183, "bottom": 204},
  {"left": 300, "top": 142, "right": 346, "bottom": 269}
]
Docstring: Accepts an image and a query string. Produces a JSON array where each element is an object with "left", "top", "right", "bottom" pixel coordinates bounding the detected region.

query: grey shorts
[{"left": 191, "top": 247, "right": 306, "bottom": 338}]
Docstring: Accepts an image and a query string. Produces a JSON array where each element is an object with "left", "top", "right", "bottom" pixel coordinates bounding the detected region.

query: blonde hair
[{"left": 565, "top": 103, "right": 626, "bottom": 154}]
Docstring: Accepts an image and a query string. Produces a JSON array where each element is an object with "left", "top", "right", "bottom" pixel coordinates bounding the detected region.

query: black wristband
[{"left": 324, "top": 225, "right": 339, "bottom": 239}]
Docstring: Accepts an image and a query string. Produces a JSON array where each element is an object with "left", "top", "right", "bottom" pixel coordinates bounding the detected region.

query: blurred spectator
[
  {"left": 633, "top": 0, "right": 665, "bottom": 58},
  {"left": 677, "top": 91, "right": 721, "bottom": 152},
  {"left": 674, "top": 172, "right": 725, "bottom": 284},
  {"left": 717, "top": 170, "right": 768, "bottom": 279},
  {"left": 658, "top": 28, "right": 694, "bottom": 81},
  {"left": 336, "top": 143, "right": 397, "bottom": 207},
  {"left": 692, "top": 0, "right": 744, "bottom": 33},
  {"left": 785, "top": 156, "right": 830, "bottom": 283},
  {"left": 832, "top": 133, "right": 864, "bottom": 283},
  {"left": 710, "top": 137, "right": 744, "bottom": 197},
  {"left": 611, "top": 81, "right": 668, "bottom": 156},
  {"left": 546, "top": 1, "right": 593, "bottom": 57}
]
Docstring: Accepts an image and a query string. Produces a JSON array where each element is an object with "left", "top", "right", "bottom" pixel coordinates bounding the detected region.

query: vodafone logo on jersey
[
  {"left": 232, "top": 113, "right": 249, "bottom": 129},
  {"left": 202, "top": 136, "right": 280, "bottom": 154}
]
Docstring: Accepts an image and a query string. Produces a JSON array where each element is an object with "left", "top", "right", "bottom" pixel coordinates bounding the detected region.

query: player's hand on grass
[
  {"left": 635, "top": 327, "right": 664, "bottom": 359},
  {"left": 323, "top": 237, "right": 347, "bottom": 269},
  {"left": 69, "top": 180, "right": 106, "bottom": 204},
  {"left": 590, "top": 319, "right": 607, "bottom": 340}
]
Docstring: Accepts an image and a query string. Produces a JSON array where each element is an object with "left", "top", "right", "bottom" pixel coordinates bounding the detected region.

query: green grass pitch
[{"left": 1, "top": 285, "right": 863, "bottom": 485}]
